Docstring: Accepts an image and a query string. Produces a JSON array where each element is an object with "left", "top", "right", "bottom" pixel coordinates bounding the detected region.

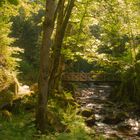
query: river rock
[
  {"left": 81, "top": 109, "right": 93, "bottom": 117},
  {"left": 102, "top": 111, "right": 128, "bottom": 125},
  {"left": 117, "top": 123, "right": 132, "bottom": 133},
  {"left": 85, "top": 115, "right": 96, "bottom": 127}
]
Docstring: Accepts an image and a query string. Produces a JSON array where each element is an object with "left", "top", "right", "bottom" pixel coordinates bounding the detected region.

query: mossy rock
[
  {"left": 85, "top": 115, "right": 96, "bottom": 127},
  {"left": 81, "top": 109, "right": 93, "bottom": 118},
  {"left": 103, "top": 111, "right": 127, "bottom": 125}
]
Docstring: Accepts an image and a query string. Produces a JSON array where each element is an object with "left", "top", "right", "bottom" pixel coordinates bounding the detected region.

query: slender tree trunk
[
  {"left": 49, "top": 0, "right": 75, "bottom": 95},
  {"left": 36, "top": 0, "right": 56, "bottom": 133}
]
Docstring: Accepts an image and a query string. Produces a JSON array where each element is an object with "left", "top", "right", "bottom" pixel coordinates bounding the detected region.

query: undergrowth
[{"left": 0, "top": 91, "right": 106, "bottom": 140}]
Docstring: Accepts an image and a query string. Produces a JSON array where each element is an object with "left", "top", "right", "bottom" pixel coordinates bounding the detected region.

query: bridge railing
[{"left": 62, "top": 72, "right": 121, "bottom": 82}]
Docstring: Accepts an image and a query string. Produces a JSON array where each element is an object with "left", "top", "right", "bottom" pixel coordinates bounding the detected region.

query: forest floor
[
  {"left": 75, "top": 83, "right": 140, "bottom": 140},
  {"left": 1, "top": 83, "right": 140, "bottom": 140}
]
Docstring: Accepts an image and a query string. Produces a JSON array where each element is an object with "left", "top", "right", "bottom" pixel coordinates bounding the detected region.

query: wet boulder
[
  {"left": 85, "top": 115, "right": 96, "bottom": 127},
  {"left": 81, "top": 108, "right": 93, "bottom": 118},
  {"left": 103, "top": 111, "right": 128, "bottom": 125}
]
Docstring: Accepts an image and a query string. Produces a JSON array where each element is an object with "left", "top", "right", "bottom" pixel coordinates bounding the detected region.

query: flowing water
[{"left": 75, "top": 83, "right": 140, "bottom": 140}]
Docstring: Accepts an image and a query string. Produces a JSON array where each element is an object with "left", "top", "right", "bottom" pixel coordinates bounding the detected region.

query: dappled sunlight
[
  {"left": 0, "top": 0, "right": 140, "bottom": 139},
  {"left": 18, "top": 85, "right": 31, "bottom": 95},
  {"left": 75, "top": 83, "right": 140, "bottom": 139}
]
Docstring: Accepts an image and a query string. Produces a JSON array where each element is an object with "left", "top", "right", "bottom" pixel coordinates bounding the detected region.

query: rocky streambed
[{"left": 75, "top": 83, "right": 140, "bottom": 140}]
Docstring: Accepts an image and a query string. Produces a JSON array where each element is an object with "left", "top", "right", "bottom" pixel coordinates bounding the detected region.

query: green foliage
[
  {"left": 116, "top": 62, "right": 140, "bottom": 104},
  {"left": 55, "top": 128, "right": 92, "bottom": 140},
  {"left": 0, "top": 2, "right": 20, "bottom": 91},
  {"left": 20, "top": 60, "right": 39, "bottom": 82},
  {"left": 0, "top": 110, "right": 12, "bottom": 121},
  {"left": 0, "top": 91, "right": 13, "bottom": 108},
  {"left": 0, "top": 113, "right": 35, "bottom": 140},
  {"left": 8, "top": 0, "right": 19, "bottom": 5},
  {"left": 85, "top": 0, "right": 140, "bottom": 104},
  {"left": 0, "top": 82, "right": 108, "bottom": 140},
  {"left": 62, "top": 0, "right": 95, "bottom": 63},
  {"left": 0, "top": 92, "right": 104, "bottom": 140},
  {"left": 0, "top": 0, "right": 140, "bottom": 139},
  {"left": 39, "top": 98, "right": 95, "bottom": 140},
  {"left": 0, "top": 0, "right": 19, "bottom": 6},
  {"left": 10, "top": 1, "right": 44, "bottom": 82}
]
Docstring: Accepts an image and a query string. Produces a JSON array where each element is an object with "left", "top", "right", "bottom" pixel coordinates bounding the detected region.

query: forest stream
[{"left": 75, "top": 83, "right": 140, "bottom": 140}]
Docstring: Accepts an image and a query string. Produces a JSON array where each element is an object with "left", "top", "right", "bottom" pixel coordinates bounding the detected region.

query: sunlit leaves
[
  {"left": 7, "top": 0, "right": 19, "bottom": 5},
  {"left": 63, "top": 0, "right": 96, "bottom": 62},
  {"left": 0, "top": 0, "right": 19, "bottom": 6}
]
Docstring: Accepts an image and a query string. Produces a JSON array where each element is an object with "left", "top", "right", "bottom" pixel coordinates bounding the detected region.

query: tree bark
[
  {"left": 36, "top": 0, "right": 75, "bottom": 133},
  {"left": 49, "top": 0, "right": 75, "bottom": 95},
  {"left": 36, "top": 0, "right": 56, "bottom": 133}
]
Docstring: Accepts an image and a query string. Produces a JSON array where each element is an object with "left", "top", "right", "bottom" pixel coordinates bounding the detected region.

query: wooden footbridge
[{"left": 62, "top": 72, "right": 121, "bottom": 83}]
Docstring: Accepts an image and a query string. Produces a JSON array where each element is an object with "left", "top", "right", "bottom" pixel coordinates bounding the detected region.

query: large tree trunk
[
  {"left": 36, "top": 0, "right": 56, "bottom": 133},
  {"left": 36, "top": 0, "right": 75, "bottom": 133}
]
